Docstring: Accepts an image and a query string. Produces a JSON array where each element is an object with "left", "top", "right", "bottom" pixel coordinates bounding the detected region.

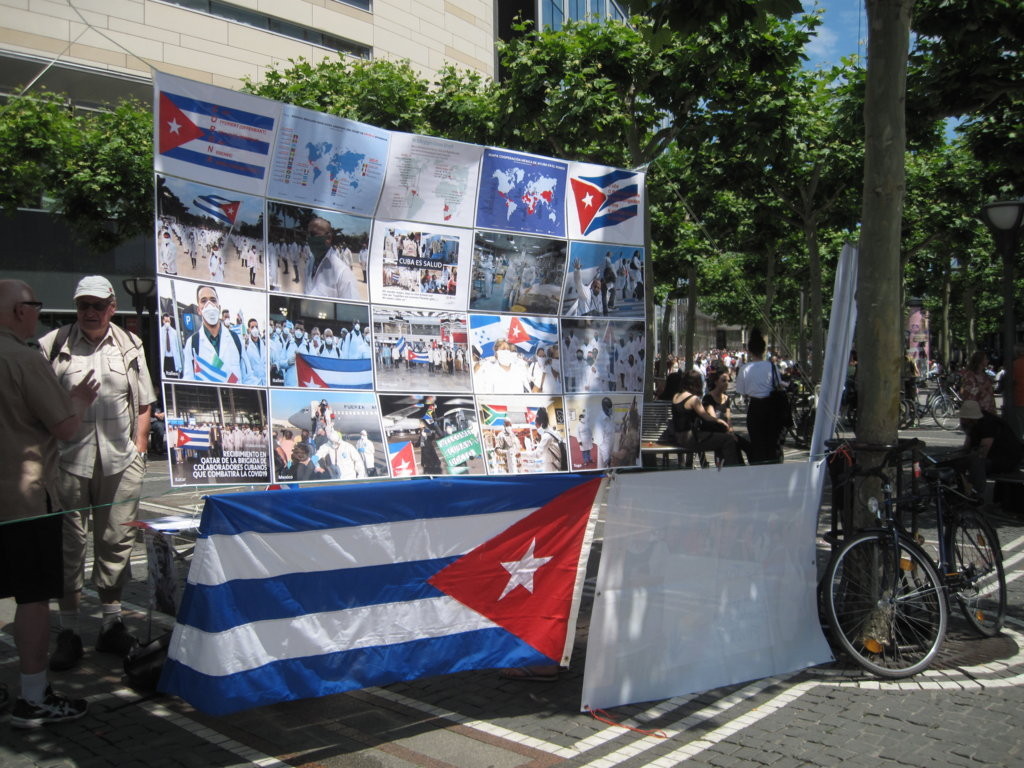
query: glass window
[{"left": 159, "top": 0, "right": 370, "bottom": 58}]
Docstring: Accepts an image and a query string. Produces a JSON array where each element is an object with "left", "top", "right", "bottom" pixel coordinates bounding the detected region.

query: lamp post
[
  {"left": 122, "top": 276, "right": 158, "bottom": 389},
  {"left": 979, "top": 200, "right": 1024, "bottom": 422}
]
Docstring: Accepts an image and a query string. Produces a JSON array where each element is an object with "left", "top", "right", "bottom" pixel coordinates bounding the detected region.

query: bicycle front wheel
[
  {"left": 947, "top": 510, "right": 1006, "bottom": 636},
  {"left": 932, "top": 396, "right": 960, "bottom": 430},
  {"left": 825, "top": 531, "right": 947, "bottom": 678}
]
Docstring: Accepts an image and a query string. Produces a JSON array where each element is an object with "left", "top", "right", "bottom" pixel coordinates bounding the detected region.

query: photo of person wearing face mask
[
  {"left": 242, "top": 318, "right": 267, "bottom": 385},
  {"left": 473, "top": 338, "right": 532, "bottom": 394},
  {"left": 182, "top": 284, "right": 249, "bottom": 384}
]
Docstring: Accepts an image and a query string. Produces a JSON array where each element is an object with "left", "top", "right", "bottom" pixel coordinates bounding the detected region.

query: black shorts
[{"left": 0, "top": 507, "right": 64, "bottom": 605}]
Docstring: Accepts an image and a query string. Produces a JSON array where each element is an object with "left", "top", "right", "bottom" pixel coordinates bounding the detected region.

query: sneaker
[
  {"left": 10, "top": 686, "right": 87, "bottom": 729},
  {"left": 95, "top": 619, "right": 138, "bottom": 656},
  {"left": 49, "top": 629, "right": 84, "bottom": 671}
]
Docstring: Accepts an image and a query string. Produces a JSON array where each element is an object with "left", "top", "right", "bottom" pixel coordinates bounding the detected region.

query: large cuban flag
[
  {"left": 295, "top": 352, "right": 373, "bottom": 389},
  {"left": 159, "top": 475, "right": 603, "bottom": 715},
  {"left": 154, "top": 72, "right": 281, "bottom": 196},
  {"left": 567, "top": 161, "right": 644, "bottom": 245}
]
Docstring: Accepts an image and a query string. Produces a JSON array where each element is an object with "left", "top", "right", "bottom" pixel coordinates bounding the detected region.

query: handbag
[{"left": 769, "top": 365, "right": 794, "bottom": 430}]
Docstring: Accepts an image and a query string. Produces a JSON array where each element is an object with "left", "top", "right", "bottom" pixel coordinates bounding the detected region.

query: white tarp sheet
[{"left": 581, "top": 462, "right": 833, "bottom": 711}]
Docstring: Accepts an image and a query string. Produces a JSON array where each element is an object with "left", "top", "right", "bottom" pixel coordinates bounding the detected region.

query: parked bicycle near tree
[{"left": 821, "top": 438, "right": 1006, "bottom": 678}]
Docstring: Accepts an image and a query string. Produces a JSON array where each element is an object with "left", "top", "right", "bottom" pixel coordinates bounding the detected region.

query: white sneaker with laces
[{"left": 10, "top": 685, "right": 87, "bottom": 729}]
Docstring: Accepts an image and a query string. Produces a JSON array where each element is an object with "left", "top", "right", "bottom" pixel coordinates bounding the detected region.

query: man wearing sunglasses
[
  {"left": 1, "top": 280, "right": 99, "bottom": 727},
  {"left": 39, "top": 276, "right": 156, "bottom": 671}
]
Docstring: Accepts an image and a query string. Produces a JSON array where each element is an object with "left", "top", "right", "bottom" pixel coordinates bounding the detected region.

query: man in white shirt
[{"left": 305, "top": 217, "right": 359, "bottom": 300}]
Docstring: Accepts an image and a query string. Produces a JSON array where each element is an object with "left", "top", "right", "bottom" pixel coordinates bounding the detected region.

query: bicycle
[
  {"left": 925, "top": 374, "right": 963, "bottom": 431},
  {"left": 821, "top": 439, "right": 1006, "bottom": 678}
]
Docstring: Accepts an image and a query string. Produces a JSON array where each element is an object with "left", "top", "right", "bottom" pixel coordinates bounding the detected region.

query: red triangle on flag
[
  {"left": 506, "top": 316, "right": 531, "bottom": 346},
  {"left": 571, "top": 178, "right": 606, "bottom": 236},
  {"left": 295, "top": 356, "right": 327, "bottom": 388},
  {"left": 221, "top": 200, "right": 241, "bottom": 224},
  {"left": 428, "top": 477, "right": 602, "bottom": 662},
  {"left": 159, "top": 92, "right": 204, "bottom": 154}
]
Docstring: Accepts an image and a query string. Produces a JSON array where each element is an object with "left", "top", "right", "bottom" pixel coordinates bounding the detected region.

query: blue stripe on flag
[
  {"left": 165, "top": 92, "right": 276, "bottom": 131},
  {"left": 585, "top": 205, "right": 639, "bottom": 235},
  {"left": 177, "top": 558, "right": 457, "bottom": 633},
  {"left": 198, "top": 128, "right": 270, "bottom": 155},
  {"left": 160, "top": 627, "right": 546, "bottom": 716},
  {"left": 579, "top": 169, "right": 636, "bottom": 188},
  {"left": 163, "top": 146, "right": 266, "bottom": 180},
  {"left": 197, "top": 474, "right": 593, "bottom": 535}
]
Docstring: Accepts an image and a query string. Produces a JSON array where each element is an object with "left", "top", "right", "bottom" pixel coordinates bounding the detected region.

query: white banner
[{"left": 581, "top": 463, "right": 833, "bottom": 711}]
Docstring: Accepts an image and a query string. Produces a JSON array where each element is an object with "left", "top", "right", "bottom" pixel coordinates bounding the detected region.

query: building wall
[{"left": 0, "top": 0, "right": 496, "bottom": 91}]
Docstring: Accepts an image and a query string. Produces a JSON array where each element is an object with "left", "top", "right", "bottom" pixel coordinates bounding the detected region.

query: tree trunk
[
  {"left": 940, "top": 265, "right": 951, "bottom": 367},
  {"left": 964, "top": 282, "right": 976, "bottom": 354},
  {"left": 854, "top": 0, "right": 913, "bottom": 528},
  {"left": 684, "top": 262, "right": 697, "bottom": 371}
]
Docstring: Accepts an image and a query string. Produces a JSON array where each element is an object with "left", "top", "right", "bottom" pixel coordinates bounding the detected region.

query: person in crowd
[
  {"left": 287, "top": 442, "right": 317, "bottom": 482},
  {"left": 40, "top": 276, "right": 156, "bottom": 671},
  {"left": 959, "top": 349, "right": 997, "bottom": 416},
  {"left": 530, "top": 407, "right": 564, "bottom": 472},
  {"left": 305, "top": 216, "right": 359, "bottom": 299},
  {"left": 672, "top": 370, "right": 742, "bottom": 467},
  {"left": 158, "top": 313, "right": 183, "bottom": 378},
  {"left": 356, "top": 429, "right": 376, "bottom": 476},
  {"left": 734, "top": 329, "right": 785, "bottom": 463},
  {"left": 242, "top": 318, "right": 267, "bottom": 385},
  {"left": 956, "top": 399, "right": 1023, "bottom": 495},
  {"left": 1, "top": 279, "right": 99, "bottom": 728},
  {"left": 183, "top": 285, "right": 247, "bottom": 384},
  {"left": 592, "top": 396, "right": 616, "bottom": 469},
  {"left": 315, "top": 430, "right": 365, "bottom": 480},
  {"left": 702, "top": 368, "right": 750, "bottom": 464},
  {"left": 577, "top": 408, "right": 594, "bottom": 467},
  {"left": 474, "top": 338, "right": 532, "bottom": 393}
]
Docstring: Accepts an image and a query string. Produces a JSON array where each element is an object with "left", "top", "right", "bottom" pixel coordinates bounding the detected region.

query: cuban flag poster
[
  {"left": 294, "top": 352, "right": 373, "bottom": 389},
  {"left": 155, "top": 72, "right": 281, "bottom": 196},
  {"left": 159, "top": 474, "right": 603, "bottom": 715},
  {"left": 566, "top": 161, "right": 644, "bottom": 245}
]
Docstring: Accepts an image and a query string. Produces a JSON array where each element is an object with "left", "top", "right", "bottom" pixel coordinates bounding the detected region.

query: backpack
[{"left": 545, "top": 430, "right": 568, "bottom": 471}]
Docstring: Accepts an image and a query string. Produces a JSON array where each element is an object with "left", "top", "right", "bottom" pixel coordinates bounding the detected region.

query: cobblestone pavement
[{"left": 3, "top": 421, "right": 1023, "bottom": 768}]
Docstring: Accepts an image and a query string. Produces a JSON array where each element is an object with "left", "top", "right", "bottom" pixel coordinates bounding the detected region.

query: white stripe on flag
[
  {"left": 189, "top": 508, "right": 533, "bottom": 585},
  {"left": 169, "top": 595, "right": 497, "bottom": 676}
]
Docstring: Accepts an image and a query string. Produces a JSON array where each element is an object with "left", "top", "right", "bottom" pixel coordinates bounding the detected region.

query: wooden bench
[{"left": 640, "top": 400, "right": 706, "bottom": 469}]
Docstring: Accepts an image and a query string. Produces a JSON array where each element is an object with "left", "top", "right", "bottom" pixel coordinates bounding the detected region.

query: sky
[{"left": 801, "top": 0, "right": 868, "bottom": 69}]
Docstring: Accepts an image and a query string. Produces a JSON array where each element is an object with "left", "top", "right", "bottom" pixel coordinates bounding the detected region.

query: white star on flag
[
  {"left": 498, "top": 538, "right": 552, "bottom": 600},
  {"left": 301, "top": 376, "right": 319, "bottom": 388},
  {"left": 581, "top": 192, "right": 595, "bottom": 208},
  {"left": 167, "top": 118, "right": 181, "bottom": 134},
  {"left": 394, "top": 460, "right": 413, "bottom": 477}
]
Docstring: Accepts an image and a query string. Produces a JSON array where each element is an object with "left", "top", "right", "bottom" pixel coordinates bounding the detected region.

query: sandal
[{"left": 498, "top": 665, "right": 559, "bottom": 682}]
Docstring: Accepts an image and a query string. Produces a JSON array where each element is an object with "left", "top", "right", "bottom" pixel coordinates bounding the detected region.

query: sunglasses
[
  {"left": 76, "top": 299, "right": 113, "bottom": 312},
  {"left": 17, "top": 301, "right": 44, "bottom": 310}
]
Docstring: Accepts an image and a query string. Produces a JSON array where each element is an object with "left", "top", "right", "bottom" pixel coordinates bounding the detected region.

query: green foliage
[
  {"left": 426, "top": 65, "right": 500, "bottom": 145},
  {"left": 243, "top": 56, "right": 432, "bottom": 133},
  {"left": 59, "top": 100, "right": 154, "bottom": 253},
  {"left": 0, "top": 90, "right": 79, "bottom": 211},
  {"left": 0, "top": 90, "right": 154, "bottom": 252}
]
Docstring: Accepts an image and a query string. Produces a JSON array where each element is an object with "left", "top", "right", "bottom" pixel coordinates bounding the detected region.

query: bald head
[
  {"left": 0, "top": 279, "right": 41, "bottom": 340},
  {"left": 0, "top": 279, "right": 32, "bottom": 313}
]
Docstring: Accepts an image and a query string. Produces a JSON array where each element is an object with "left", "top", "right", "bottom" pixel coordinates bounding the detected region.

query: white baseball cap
[{"left": 73, "top": 275, "right": 115, "bottom": 300}]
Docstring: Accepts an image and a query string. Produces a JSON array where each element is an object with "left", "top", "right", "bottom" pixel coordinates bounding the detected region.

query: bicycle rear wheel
[
  {"left": 898, "top": 399, "right": 914, "bottom": 429},
  {"left": 825, "top": 531, "right": 947, "bottom": 678},
  {"left": 932, "top": 396, "right": 959, "bottom": 430},
  {"left": 947, "top": 510, "right": 1006, "bottom": 636}
]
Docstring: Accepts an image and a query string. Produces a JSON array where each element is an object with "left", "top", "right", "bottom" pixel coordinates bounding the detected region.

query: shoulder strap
[{"left": 47, "top": 324, "right": 74, "bottom": 363}]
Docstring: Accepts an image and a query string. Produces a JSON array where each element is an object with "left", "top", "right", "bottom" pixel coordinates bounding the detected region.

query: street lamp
[
  {"left": 122, "top": 276, "right": 159, "bottom": 388},
  {"left": 979, "top": 200, "right": 1024, "bottom": 421}
]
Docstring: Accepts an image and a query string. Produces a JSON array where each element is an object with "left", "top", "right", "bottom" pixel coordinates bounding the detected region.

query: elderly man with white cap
[{"left": 39, "top": 276, "right": 156, "bottom": 671}]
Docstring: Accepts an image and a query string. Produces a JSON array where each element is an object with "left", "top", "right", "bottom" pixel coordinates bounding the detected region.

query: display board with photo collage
[{"left": 153, "top": 72, "right": 646, "bottom": 486}]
